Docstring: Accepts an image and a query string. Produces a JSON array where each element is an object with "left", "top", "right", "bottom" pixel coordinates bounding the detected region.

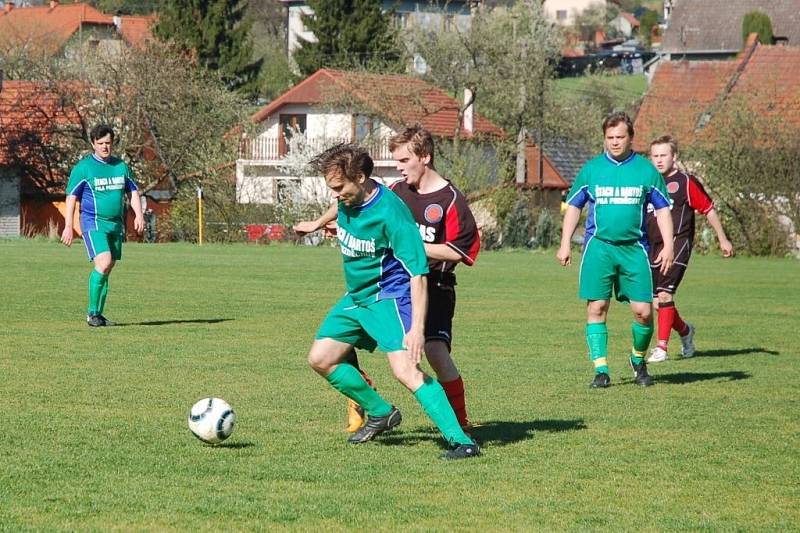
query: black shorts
[
  {"left": 650, "top": 238, "right": 692, "bottom": 295},
  {"left": 425, "top": 272, "right": 457, "bottom": 348}
]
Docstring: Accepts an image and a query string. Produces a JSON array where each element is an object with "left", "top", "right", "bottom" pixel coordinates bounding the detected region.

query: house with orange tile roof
[
  {"left": 0, "top": 0, "right": 154, "bottom": 59},
  {"left": 237, "top": 68, "right": 506, "bottom": 204},
  {"left": 0, "top": 77, "right": 168, "bottom": 238},
  {"left": 0, "top": 78, "right": 84, "bottom": 236},
  {"left": 634, "top": 36, "right": 800, "bottom": 153}
]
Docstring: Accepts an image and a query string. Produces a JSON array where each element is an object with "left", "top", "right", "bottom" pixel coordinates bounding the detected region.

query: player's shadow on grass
[
  {"left": 377, "top": 419, "right": 586, "bottom": 448},
  {"left": 115, "top": 318, "right": 234, "bottom": 327},
  {"left": 471, "top": 419, "right": 587, "bottom": 446},
  {"left": 656, "top": 370, "right": 750, "bottom": 385},
  {"left": 695, "top": 347, "right": 779, "bottom": 357}
]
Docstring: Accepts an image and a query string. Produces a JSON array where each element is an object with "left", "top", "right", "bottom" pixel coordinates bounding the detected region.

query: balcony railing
[{"left": 239, "top": 135, "right": 393, "bottom": 162}]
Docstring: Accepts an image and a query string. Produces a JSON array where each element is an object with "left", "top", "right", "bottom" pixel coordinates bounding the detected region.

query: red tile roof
[
  {"left": 0, "top": 2, "right": 154, "bottom": 53},
  {"left": 0, "top": 80, "right": 84, "bottom": 191},
  {"left": 633, "top": 60, "right": 736, "bottom": 152},
  {"left": 251, "top": 69, "right": 504, "bottom": 139},
  {"left": 634, "top": 42, "right": 800, "bottom": 152},
  {"left": 525, "top": 144, "right": 571, "bottom": 190}
]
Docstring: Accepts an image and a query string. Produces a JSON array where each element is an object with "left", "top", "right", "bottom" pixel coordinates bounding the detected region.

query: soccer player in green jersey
[
  {"left": 557, "top": 112, "right": 674, "bottom": 388},
  {"left": 60, "top": 124, "right": 144, "bottom": 327},
  {"left": 306, "top": 143, "right": 480, "bottom": 460}
]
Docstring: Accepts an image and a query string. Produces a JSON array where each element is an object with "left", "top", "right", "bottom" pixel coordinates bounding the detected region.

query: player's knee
[
  {"left": 307, "top": 349, "right": 331, "bottom": 374},
  {"left": 656, "top": 292, "right": 673, "bottom": 304}
]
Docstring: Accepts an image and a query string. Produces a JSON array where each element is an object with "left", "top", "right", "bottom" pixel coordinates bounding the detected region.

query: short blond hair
[
  {"left": 650, "top": 134, "right": 678, "bottom": 155},
  {"left": 388, "top": 124, "right": 435, "bottom": 168}
]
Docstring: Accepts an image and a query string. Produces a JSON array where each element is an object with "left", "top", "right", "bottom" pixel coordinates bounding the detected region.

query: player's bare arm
[
  {"left": 130, "top": 189, "right": 145, "bottom": 234},
  {"left": 60, "top": 195, "right": 78, "bottom": 247},
  {"left": 424, "top": 243, "right": 463, "bottom": 262},
  {"left": 705, "top": 208, "right": 734, "bottom": 257},
  {"left": 294, "top": 203, "right": 337, "bottom": 235},
  {"left": 405, "top": 274, "right": 427, "bottom": 365},
  {"left": 557, "top": 205, "right": 582, "bottom": 266},
  {"left": 653, "top": 207, "right": 674, "bottom": 274}
]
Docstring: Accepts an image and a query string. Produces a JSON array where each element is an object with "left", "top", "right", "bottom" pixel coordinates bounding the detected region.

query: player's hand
[
  {"left": 293, "top": 220, "right": 320, "bottom": 236},
  {"left": 404, "top": 329, "right": 425, "bottom": 365},
  {"left": 720, "top": 239, "right": 734, "bottom": 258},
  {"left": 60, "top": 226, "right": 73, "bottom": 247},
  {"left": 133, "top": 215, "right": 145, "bottom": 234},
  {"left": 556, "top": 244, "right": 571, "bottom": 266},
  {"left": 655, "top": 245, "right": 674, "bottom": 275}
]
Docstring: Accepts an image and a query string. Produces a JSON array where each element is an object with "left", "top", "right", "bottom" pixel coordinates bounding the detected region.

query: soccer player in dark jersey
[
  {"left": 557, "top": 112, "right": 674, "bottom": 388},
  {"left": 295, "top": 125, "right": 480, "bottom": 432},
  {"left": 645, "top": 135, "right": 734, "bottom": 363},
  {"left": 305, "top": 143, "right": 479, "bottom": 459},
  {"left": 60, "top": 124, "right": 144, "bottom": 327}
]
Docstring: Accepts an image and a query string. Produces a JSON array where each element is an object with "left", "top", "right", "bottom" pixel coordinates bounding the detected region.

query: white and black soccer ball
[{"left": 188, "top": 397, "right": 236, "bottom": 444}]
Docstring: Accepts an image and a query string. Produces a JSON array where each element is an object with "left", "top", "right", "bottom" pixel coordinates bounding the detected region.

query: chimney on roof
[
  {"left": 463, "top": 88, "right": 474, "bottom": 134},
  {"left": 4, "top": 2, "right": 15, "bottom": 13}
]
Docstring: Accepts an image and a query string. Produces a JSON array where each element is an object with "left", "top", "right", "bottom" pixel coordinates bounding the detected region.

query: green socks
[
  {"left": 631, "top": 320, "right": 654, "bottom": 365},
  {"left": 414, "top": 377, "right": 473, "bottom": 446},
  {"left": 88, "top": 269, "right": 108, "bottom": 316},
  {"left": 326, "top": 364, "right": 392, "bottom": 417},
  {"left": 586, "top": 322, "right": 609, "bottom": 375},
  {"left": 98, "top": 274, "right": 109, "bottom": 315}
]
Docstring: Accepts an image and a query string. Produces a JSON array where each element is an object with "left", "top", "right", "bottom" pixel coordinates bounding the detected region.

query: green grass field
[{"left": 2, "top": 240, "right": 798, "bottom": 531}]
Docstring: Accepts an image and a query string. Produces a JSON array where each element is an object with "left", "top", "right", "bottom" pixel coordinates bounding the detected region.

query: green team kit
[
  {"left": 566, "top": 151, "right": 671, "bottom": 303},
  {"left": 316, "top": 181, "right": 428, "bottom": 352},
  {"left": 66, "top": 153, "right": 138, "bottom": 319},
  {"left": 66, "top": 154, "right": 138, "bottom": 260},
  {"left": 315, "top": 179, "right": 475, "bottom": 451}
]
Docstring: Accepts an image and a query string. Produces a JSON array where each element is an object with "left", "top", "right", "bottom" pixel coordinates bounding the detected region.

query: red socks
[
  {"left": 658, "top": 301, "right": 690, "bottom": 349},
  {"left": 440, "top": 376, "right": 469, "bottom": 428}
]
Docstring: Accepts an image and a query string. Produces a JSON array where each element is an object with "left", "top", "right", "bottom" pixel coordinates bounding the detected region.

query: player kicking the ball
[
  {"left": 296, "top": 125, "right": 480, "bottom": 434},
  {"left": 305, "top": 143, "right": 480, "bottom": 460}
]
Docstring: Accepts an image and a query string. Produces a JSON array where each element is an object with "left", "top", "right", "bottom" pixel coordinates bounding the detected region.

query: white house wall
[{"left": 543, "top": 0, "right": 604, "bottom": 26}]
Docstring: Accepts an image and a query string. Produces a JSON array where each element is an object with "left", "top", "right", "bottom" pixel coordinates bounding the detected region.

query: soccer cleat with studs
[
  {"left": 441, "top": 442, "right": 481, "bottom": 460},
  {"left": 590, "top": 372, "right": 611, "bottom": 388},
  {"left": 347, "top": 406, "right": 401, "bottom": 444},
  {"left": 631, "top": 360, "right": 653, "bottom": 387},
  {"left": 647, "top": 346, "right": 669, "bottom": 363},
  {"left": 680, "top": 322, "right": 696, "bottom": 358},
  {"left": 97, "top": 314, "right": 115, "bottom": 327},
  {"left": 346, "top": 399, "right": 366, "bottom": 433},
  {"left": 87, "top": 314, "right": 105, "bottom": 327}
]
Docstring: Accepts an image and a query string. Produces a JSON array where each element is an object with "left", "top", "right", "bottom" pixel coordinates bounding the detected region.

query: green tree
[
  {"left": 742, "top": 10, "right": 774, "bottom": 45},
  {"left": 639, "top": 9, "right": 659, "bottom": 47},
  {"left": 293, "top": 0, "right": 403, "bottom": 76},
  {"left": 153, "top": 0, "right": 262, "bottom": 95},
  {"left": 88, "top": 0, "right": 159, "bottom": 15}
]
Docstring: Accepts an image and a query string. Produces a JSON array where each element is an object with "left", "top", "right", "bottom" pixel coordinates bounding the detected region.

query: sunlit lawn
[{"left": 1, "top": 239, "right": 797, "bottom": 530}]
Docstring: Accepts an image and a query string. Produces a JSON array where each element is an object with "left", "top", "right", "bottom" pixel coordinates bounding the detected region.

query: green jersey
[
  {"left": 66, "top": 154, "right": 138, "bottom": 233},
  {"left": 336, "top": 181, "right": 428, "bottom": 305},
  {"left": 566, "top": 151, "right": 671, "bottom": 247}
]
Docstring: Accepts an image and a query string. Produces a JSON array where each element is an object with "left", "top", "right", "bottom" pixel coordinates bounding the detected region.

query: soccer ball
[{"left": 188, "top": 397, "right": 236, "bottom": 444}]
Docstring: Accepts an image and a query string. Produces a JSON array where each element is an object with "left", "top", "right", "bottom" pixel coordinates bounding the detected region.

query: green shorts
[
  {"left": 579, "top": 237, "right": 652, "bottom": 303},
  {"left": 82, "top": 229, "right": 123, "bottom": 261},
  {"left": 316, "top": 294, "right": 412, "bottom": 353}
]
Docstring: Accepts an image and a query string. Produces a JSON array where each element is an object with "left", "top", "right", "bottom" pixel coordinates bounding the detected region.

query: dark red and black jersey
[
  {"left": 647, "top": 170, "right": 714, "bottom": 246},
  {"left": 390, "top": 180, "right": 480, "bottom": 274}
]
